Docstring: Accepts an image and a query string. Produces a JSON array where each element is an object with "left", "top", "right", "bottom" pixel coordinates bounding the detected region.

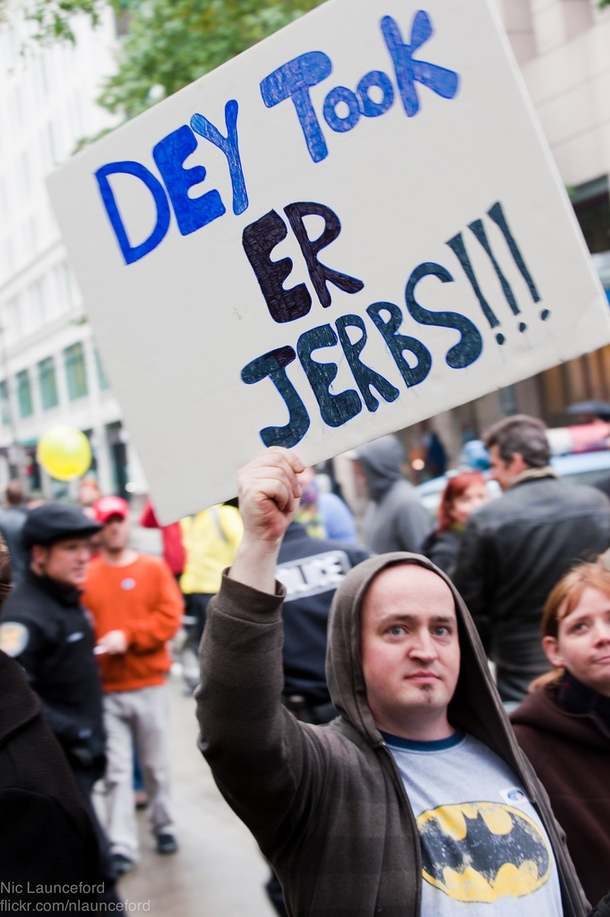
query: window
[
  {"left": 64, "top": 342, "right": 88, "bottom": 400},
  {"left": 42, "top": 122, "right": 56, "bottom": 172},
  {"left": 0, "top": 381, "right": 10, "bottom": 426},
  {"left": 94, "top": 348, "right": 110, "bottom": 391},
  {"left": 16, "top": 370, "right": 33, "bottom": 418},
  {"left": 54, "top": 262, "right": 74, "bottom": 312},
  {"left": 38, "top": 357, "right": 59, "bottom": 409},
  {"left": 29, "top": 280, "right": 46, "bottom": 328},
  {"left": 5, "top": 297, "right": 22, "bottom": 344},
  {"left": 572, "top": 177, "right": 610, "bottom": 255}
]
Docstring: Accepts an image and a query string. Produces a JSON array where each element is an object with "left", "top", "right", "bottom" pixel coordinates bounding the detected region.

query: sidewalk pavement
[{"left": 102, "top": 675, "right": 275, "bottom": 917}]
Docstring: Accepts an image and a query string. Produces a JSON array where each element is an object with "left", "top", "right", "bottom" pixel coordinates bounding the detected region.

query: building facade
[
  {"left": 0, "top": 10, "right": 147, "bottom": 499},
  {"left": 1, "top": 1, "right": 609, "bottom": 498}
]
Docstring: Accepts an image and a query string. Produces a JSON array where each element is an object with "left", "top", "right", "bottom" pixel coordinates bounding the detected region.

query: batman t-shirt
[{"left": 383, "top": 730, "right": 562, "bottom": 916}]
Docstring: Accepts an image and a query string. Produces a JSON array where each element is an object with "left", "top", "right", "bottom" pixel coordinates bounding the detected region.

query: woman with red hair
[{"left": 422, "top": 471, "right": 488, "bottom": 574}]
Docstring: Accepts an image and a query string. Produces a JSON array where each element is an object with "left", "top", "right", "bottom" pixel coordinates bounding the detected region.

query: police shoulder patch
[{"left": 0, "top": 622, "right": 30, "bottom": 657}]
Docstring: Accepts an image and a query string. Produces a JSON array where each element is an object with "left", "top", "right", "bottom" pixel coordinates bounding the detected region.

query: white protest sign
[{"left": 47, "top": 0, "right": 610, "bottom": 522}]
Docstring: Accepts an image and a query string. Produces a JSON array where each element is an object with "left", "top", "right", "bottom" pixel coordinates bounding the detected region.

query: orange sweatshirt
[{"left": 82, "top": 554, "right": 183, "bottom": 693}]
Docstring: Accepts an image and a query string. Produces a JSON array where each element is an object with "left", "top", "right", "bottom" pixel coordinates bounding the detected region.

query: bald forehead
[{"left": 361, "top": 564, "right": 456, "bottom": 623}]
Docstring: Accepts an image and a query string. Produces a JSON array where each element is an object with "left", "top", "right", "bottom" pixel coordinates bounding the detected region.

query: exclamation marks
[
  {"left": 446, "top": 233, "right": 504, "bottom": 342},
  {"left": 447, "top": 201, "right": 547, "bottom": 344}
]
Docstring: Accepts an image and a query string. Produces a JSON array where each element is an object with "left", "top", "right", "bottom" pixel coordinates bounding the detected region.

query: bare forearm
[
  {"left": 228, "top": 447, "right": 304, "bottom": 593},
  {"left": 228, "top": 533, "right": 282, "bottom": 594}
]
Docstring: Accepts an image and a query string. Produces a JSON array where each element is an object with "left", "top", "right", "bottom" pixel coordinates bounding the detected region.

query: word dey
[
  {"left": 241, "top": 201, "right": 545, "bottom": 448},
  {"left": 93, "top": 9, "right": 457, "bottom": 265},
  {"left": 261, "top": 9, "right": 459, "bottom": 163}
]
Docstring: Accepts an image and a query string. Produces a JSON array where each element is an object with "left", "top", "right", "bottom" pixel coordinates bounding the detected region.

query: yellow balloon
[{"left": 37, "top": 426, "right": 92, "bottom": 482}]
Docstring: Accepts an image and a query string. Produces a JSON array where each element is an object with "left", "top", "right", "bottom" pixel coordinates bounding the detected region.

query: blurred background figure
[
  {"left": 511, "top": 557, "right": 610, "bottom": 904},
  {"left": 0, "top": 481, "right": 28, "bottom": 584},
  {"left": 452, "top": 415, "right": 610, "bottom": 703},
  {"left": 83, "top": 496, "right": 183, "bottom": 875},
  {"left": 354, "top": 435, "right": 431, "bottom": 554},
  {"left": 79, "top": 478, "right": 102, "bottom": 521},
  {"left": 179, "top": 502, "right": 243, "bottom": 684},
  {"left": 294, "top": 466, "right": 358, "bottom": 545},
  {"left": 139, "top": 499, "right": 186, "bottom": 582},
  {"left": 0, "top": 533, "right": 109, "bottom": 909},
  {"left": 0, "top": 504, "right": 117, "bottom": 893},
  {"left": 423, "top": 430, "right": 447, "bottom": 479},
  {"left": 422, "top": 471, "right": 488, "bottom": 575}
]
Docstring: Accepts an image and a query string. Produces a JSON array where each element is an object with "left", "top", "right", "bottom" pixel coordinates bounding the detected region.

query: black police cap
[{"left": 22, "top": 503, "right": 103, "bottom": 550}]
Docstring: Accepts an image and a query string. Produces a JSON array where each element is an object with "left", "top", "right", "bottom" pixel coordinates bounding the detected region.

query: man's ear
[
  {"left": 509, "top": 452, "right": 528, "bottom": 475},
  {"left": 542, "top": 635, "right": 564, "bottom": 670},
  {"left": 30, "top": 544, "right": 48, "bottom": 569}
]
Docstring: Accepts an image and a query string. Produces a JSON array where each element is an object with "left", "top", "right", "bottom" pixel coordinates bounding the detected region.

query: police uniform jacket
[
  {"left": 1, "top": 570, "right": 105, "bottom": 775},
  {"left": 277, "top": 521, "right": 368, "bottom": 704}
]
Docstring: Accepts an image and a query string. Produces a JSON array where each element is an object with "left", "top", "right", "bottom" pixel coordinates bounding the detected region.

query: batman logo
[{"left": 416, "top": 802, "right": 551, "bottom": 902}]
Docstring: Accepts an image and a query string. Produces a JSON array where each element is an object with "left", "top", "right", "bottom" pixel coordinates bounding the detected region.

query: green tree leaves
[{"left": 98, "top": 0, "right": 326, "bottom": 119}]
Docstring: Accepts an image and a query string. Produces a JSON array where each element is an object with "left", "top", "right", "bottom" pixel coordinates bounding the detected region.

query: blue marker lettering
[
  {"left": 260, "top": 51, "right": 332, "bottom": 163},
  {"left": 357, "top": 71, "right": 395, "bottom": 118},
  {"left": 153, "top": 125, "right": 225, "bottom": 236},
  {"left": 241, "top": 346, "right": 310, "bottom": 448},
  {"left": 95, "top": 161, "right": 170, "bottom": 265},
  {"left": 405, "top": 262, "right": 482, "bottom": 369},
  {"left": 297, "top": 324, "right": 362, "bottom": 427},
  {"left": 381, "top": 10, "right": 459, "bottom": 118},
  {"left": 323, "top": 86, "right": 361, "bottom": 133},
  {"left": 190, "top": 100, "right": 248, "bottom": 216}
]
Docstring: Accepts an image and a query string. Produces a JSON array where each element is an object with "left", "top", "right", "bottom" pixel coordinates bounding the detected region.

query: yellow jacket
[{"left": 179, "top": 505, "right": 243, "bottom": 595}]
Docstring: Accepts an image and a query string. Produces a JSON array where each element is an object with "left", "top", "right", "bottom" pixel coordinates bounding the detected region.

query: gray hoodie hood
[
  {"left": 326, "top": 552, "right": 522, "bottom": 761},
  {"left": 356, "top": 435, "right": 404, "bottom": 501}
]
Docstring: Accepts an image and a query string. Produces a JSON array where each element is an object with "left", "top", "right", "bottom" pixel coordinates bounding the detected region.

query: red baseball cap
[{"left": 94, "top": 496, "right": 129, "bottom": 524}]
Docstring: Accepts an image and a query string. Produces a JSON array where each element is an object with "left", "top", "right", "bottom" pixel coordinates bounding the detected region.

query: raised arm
[
  {"left": 228, "top": 447, "right": 304, "bottom": 591},
  {"left": 196, "top": 448, "right": 320, "bottom": 850}
]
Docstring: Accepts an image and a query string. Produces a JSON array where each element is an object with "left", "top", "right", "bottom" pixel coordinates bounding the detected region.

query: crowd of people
[{"left": 0, "top": 412, "right": 609, "bottom": 917}]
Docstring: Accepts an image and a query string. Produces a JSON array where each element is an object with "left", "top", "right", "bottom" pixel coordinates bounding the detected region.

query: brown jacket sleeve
[{"left": 195, "top": 573, "right": 320, "bottom": 852}]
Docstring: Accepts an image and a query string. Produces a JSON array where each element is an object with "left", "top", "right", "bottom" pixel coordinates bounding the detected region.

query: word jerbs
[
  {"left": 240, "top": 199, "right": 546, "bottom": 449},
  {"left": 94, "top": 10, "right": 458, "bottom": 265}
]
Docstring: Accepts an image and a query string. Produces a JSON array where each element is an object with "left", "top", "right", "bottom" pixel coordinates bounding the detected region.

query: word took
[{"left": 261, "top": 10, "right": 459, "bottom": 163}]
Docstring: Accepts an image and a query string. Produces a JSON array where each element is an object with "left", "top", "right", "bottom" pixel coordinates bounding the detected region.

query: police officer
[
  {"left": 277, "top": 520, "right": 369, "bottom": 723},
  {"left": 0, "top": 503, "right": 105, "bottom": 787},
  {"left": 0, "top": 502, "right": 119, "bottom": 894}
]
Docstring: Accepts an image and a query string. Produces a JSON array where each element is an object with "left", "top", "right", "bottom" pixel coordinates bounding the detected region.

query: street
[{"left": 107, "top": 674, "right": 275, "bottom": 917}]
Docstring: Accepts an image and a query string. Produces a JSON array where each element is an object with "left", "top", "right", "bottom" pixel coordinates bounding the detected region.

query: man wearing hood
[
  {"left": 196, "top": 447, "right": 598, "bottom": 917},
  {"left": 354, "top": 434, "right": 432, "bottom": 554}
]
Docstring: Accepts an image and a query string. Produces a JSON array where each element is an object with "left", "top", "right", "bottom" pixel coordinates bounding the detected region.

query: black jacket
[
  {"left": 1, "top": 571, "right": 105, "bottom": 774},
  {"left": 277, "top": 522, "right": 368, "bottom": 703},
  {"left": 0, "top": 651, "right": 102, "bottom": 907},
  {"left": 421, "top": 527, "right": 463, "bottom": 575},
  {"left": 0, "top": 506, "right": 27, "bottom": 581},
  {"left": 452, "top": 475, "right": 610, "bottom": 694}
]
